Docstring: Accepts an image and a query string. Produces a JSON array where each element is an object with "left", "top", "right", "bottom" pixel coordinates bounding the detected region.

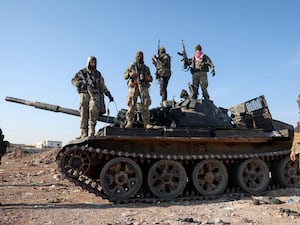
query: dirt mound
[{"left": 0, "top": 146, "right": 300, "bottom": 225}]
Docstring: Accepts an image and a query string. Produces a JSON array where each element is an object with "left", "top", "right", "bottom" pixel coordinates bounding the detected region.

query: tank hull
[
  {"left": 5, "top": 94, "right": 299, "bottom": 202},
  {"left": 56, "top": 126, "right": 299, "bottom": 203}
]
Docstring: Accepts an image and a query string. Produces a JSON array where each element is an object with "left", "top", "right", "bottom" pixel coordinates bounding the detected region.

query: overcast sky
[{"left": 1, "top": 0, "right": 300, "bottom": 145}]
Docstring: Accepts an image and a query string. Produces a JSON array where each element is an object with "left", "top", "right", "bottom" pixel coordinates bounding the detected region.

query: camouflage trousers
[
  {"left": 79, "top": 92, "right": 105, "bottom": 134},
  {"left": 192, "top": 71, "right": 209, "bottom": 100},
  {"left": 159, "top": 76, "right": 170, "bottom": 101},
  {"left": 126, "top": 85, "right": 151, "bottom": 126}
]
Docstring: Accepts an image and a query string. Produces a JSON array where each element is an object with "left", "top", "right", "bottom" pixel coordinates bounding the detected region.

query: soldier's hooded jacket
[{"left": 72, "top": 56, "right": 109, "bottom": 95}]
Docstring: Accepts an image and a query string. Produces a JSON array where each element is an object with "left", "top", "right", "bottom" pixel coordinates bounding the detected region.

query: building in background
[{"left": 36, "top": 140, "right": 62, "bottom": 149}]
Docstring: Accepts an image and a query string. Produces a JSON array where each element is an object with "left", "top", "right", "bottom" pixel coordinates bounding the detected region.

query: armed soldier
[
  {"left": 189, "top": 44, "right": 215, "bottom": 100},
  {"left": 152, "top": 47, "right": 171, "bottom": 107},
  {"left": 72, "top": 56, "right": 114, "bottom": 138},
  {"left": 290, "top": 143, "right": 299, "bottom": 161},
  {"left": 178, "top": 43, "right": 215, "bottom": 100},
  {"left": 124, "top": 51, "right": 153, "bottom": 129}
]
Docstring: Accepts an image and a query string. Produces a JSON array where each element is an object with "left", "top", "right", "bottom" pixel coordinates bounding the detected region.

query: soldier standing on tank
[
  {"left": 189, "top": 44, "right": 215, "bottom": 100},
  {"left": 72, "top": 56, "right": 114, "bottom": 138},
  {"left": 124, "top": 51, "right": 153, "bottom": 129},
  {"left": 152, "top": 47, "right": 171, "bottom": 107}
]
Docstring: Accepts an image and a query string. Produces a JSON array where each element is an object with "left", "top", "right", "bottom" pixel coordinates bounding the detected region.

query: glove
[
  {"left": 145, "top": 75, "right": 152, "bottom": 82},
  {"left": 129, "top": 72, "right": 137, "bottom": 78},
  {"left": 211, "top": 68, "right": 215, "bottom": 77},
  {"left": 105, "top": 91, "right": 114, "bottom": 102}
]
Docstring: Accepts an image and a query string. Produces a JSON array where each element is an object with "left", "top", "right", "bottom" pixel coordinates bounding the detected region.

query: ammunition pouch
[
  {"left": 190, "top": 67, "right": 208, "bottom": 74},
  {"left": 75, "top": 81, "right": 88, "bottom": 93}
]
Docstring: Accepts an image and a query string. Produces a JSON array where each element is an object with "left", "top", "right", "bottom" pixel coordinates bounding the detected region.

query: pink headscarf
[{"left": 194, "top": 50, "right": 203, "bottom": 59}]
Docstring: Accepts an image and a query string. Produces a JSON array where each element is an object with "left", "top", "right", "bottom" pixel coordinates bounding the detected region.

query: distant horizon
[{"left": 1, "top": 0, "right": 300, "bottom": 144}]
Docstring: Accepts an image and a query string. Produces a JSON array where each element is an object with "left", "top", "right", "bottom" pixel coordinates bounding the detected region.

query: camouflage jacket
[
  {"left": 72, "top": 68, "right": 108, "bottom": 94},
  {"left": 190, "top": 54, "right": 214, "bottom": 73},
  {"left": 291, "top": 141, "right": 300, "bottom": 154},
  {"left": 153, "top": 53, "right": 171, "bottom": 77},
  {"left": 124, "top": 62, "right": 153, "bottom": 87}
]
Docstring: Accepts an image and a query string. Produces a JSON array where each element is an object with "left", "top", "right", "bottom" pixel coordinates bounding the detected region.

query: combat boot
[
  {"left": 144, "top": 120, "right": 153, "bottom": 129},
  {"left": 89, "top": 127, "right": 95, "bottom": 136},
  {"left": 162, "top": 100, "right": 167, "bottom": 107},
  {"left": 77, "top": 129, "right": 88, "bottom": 139},
  {"left": 145, "top": 124, "right": 153, "bottom": 129},
  {"left": 125, "top": 121, "right": 133, "bottom": 129}
]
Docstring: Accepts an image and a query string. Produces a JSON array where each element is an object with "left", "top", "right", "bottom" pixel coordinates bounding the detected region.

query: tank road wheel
[
  {"left": 192, "top": 159, "right": 228, "bottom": 196},
  {"left": 236, "top": 159, "right": 270, "bottom": 194},
  {"left": 274, "top": 156, "right": 300, "bottom": 187},
  {"left": 147, "top": 160, "right": 187, "bottom": 200},
  {"left": 60, "top": 146, "right": 91, "bottom": 178},
  {"left": 100, "top": 157, "right": 143, "bottom": 201}
]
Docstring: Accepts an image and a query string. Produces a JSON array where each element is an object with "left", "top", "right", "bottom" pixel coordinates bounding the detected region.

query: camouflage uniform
[
  {"left": 290, "top": 140, "right": 300, "bottom": 168},
  {"left": 72, "top": 56, "right": 113, "bottom": 138},
  {"left": 124, "top": 51, "right": 153, "bottom": 128},
  {"left": 152, "top": 47, "right": 171, "bottom": 106},
  {"left": 189, "top": 44, "right": 215, "bottom": 100}
]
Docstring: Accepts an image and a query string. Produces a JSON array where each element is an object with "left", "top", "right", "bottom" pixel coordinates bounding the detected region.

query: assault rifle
[
  {"left": 78, "top": 70, "right": 95, "bottom": 98},
  {"left": 152, "top": 39, "right": 160, "bottom": 79},
  {"left": 177, "top": 40, "right": 190, "bottom": 71}
]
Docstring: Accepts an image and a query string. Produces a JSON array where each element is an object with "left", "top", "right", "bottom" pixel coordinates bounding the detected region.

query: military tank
[
  {"left": 5, "top": 91, "right": 300, "bottom": 203},
  {"left": 0, "top": 128, "right": 10, "bottom": 165}
]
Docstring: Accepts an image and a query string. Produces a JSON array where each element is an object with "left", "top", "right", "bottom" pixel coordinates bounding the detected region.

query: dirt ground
[{"left": 0, "top": 147, "right": 300, "bottom": 225}]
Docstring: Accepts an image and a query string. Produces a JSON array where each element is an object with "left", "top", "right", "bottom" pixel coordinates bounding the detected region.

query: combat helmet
[
  {"left": 159, "top": 47, "right": 166, "bottom": 55},
  {"left": 195, "top": 44, "right": 202, "bottom": 51}
]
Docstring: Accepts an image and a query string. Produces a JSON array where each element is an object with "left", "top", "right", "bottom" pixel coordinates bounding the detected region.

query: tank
[
  {"left": 5, "top": 92, "right": 300, "bottom": 203},
  {"left": 0, "top": 128, "right": 10, "bottom": 165}
]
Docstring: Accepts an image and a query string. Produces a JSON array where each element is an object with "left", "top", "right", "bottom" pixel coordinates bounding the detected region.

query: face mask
[
  {"left": 88, "top": 60, "right": 96, "bottom": 70},
  {"left": 135, "top": 54, "right": 143, "bottom": 64}
]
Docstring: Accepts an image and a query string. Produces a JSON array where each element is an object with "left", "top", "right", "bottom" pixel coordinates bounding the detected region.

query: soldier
[
  {"left": 189, "top": 44, "right": 215, "bottom": 100},
  {"left": 72, "top": 56, "right": 114, "bottom": 138},
  {"left": 152, "top": 47, "right": 171, "bottom": 107},
  {"left": 0, "top": 128, "right": 9, "bottom": 165},
  {"left": 124, "top": 51, "right": 153, "bottom": 129},
  {"left": 290, "top": 146, "right": 299, "bottom": 161}
]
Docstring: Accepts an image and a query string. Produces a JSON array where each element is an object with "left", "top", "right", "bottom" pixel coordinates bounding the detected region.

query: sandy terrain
[{"left": 0, "top": 147, "right": 300, "bottom": 225}]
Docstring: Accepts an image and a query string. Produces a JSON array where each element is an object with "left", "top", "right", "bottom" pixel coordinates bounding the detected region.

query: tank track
[{"left": 56, "top": 144, "right": 294, "bottom": 204}]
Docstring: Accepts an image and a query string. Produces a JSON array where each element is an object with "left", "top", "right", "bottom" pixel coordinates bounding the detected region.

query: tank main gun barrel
[
  {"left": 6, "top": 96, "right": 80, "bottom": 116},
  {"left": 5, "top": 96, "right": 117, "bottom": 124}
]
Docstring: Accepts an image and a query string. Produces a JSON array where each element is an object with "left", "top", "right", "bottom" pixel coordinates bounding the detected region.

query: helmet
[
  {"left": 195, "top": 44, "right": 202, "bottom": 51},
  {"left": 158, "top": 47, "right": 166, "bottom": 54}
]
